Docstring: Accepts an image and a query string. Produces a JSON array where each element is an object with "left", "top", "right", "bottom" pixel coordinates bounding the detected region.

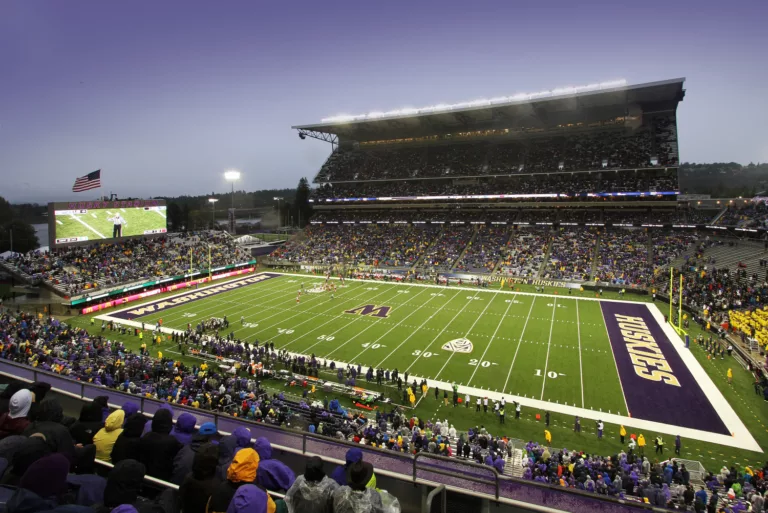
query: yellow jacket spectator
[{"left": 94, "top": 409, "right": 125, "bottom": 461}]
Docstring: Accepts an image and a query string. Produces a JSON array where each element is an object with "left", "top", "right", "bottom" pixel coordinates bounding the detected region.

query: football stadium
[{"left": 3, "top": 76, "right": 768, "bottom": 513}]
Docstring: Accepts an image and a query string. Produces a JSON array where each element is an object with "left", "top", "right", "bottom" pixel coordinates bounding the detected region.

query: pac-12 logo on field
[
  {"left": 344, "top": 304, "right": 392, "bottom": 318},
  {"left": 442, "top": 338, "right": 473, "bottom": 353}
]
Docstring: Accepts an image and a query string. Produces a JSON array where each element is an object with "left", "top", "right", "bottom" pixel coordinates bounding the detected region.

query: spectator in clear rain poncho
[
  {"left": 284, "top": 456, "right": 338, "bottom": 513},
  {"left": 332, "top": 460, "right": 401, "bottom": 513}
]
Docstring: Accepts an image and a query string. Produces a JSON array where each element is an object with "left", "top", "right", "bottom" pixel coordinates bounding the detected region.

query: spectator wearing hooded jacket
[
  {"left": 138, "top": 409, "right": 181, "bottom": 481},
  {"left": 94, "top": 410, "right": 125, "bottom": 462},
  {"left": 254, "top": 437, "right": 295, "bottom": 492},
  {"left": 70, "top": 401, "right": 105, "bottom": 446},
  {"left": 179, "top": 442, "right": 221, "bottom": 513},
  {"left": 5, "top": 453, "right": 91, "bottom": 513},
  {"left": 285, "top": 456, "right": 338, "bottom": 513},
  {"left": 141, "top": 404, "right": 173, "bottom": 436},
  {"left": 0, "top": 390, "right": 33, "bottom": 440},
  {"left": 112, "top": 414, "right": 148, "bottom": 465},
  {"left": 98, "top": 459, "right": 162, "bottom": 513},
  {"left": 226, "top": 484, "right": 277, "bottom": 513},
  {"left": 172, "top": 422, "right": 218, "bottom": 485},
  {"left": 216, "top": 427, "right": 252, "bottom": 480},
  {"left": 330, "top": 448, "right": 367, "bottom": 487},
  {"left": 171, "top": 412, "right": 198, "bottom": 446},
  {"left": 207, "top": 448, "right": 261, "bottom": 513},
  {"left": 23, "top": 400, "right": 81, "bottom": 468}
]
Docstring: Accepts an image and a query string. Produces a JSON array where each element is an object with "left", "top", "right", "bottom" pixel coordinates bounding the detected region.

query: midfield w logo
[{"left": 344, "top": 304, "right": 392, "bottom": 318}]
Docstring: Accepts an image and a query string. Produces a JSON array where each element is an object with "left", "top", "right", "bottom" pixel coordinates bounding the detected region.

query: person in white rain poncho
[
  {"left": 284, "top": 456, "right": 338, "bottom": 513},
  {"left": 332, "top": 461, "right": 400, "bottom": 513}
]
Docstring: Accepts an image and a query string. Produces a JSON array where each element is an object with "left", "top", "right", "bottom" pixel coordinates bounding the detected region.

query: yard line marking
[
  {"left": 55, "top": 219, "right": 63, "bottom": 225},
  {"left": 375, "top": 290, "right": 462, "bottom": 368},
  {"left": 149, "top": 276, "right": 301, "bottom": 326},
  {"left": 599, "top": 302, "right": 630, "bottom": 416},
  {"left": 403, "top": 290, "right": 481, "bottom": 374},
  {"left": 91, "top": 213, "right": 97, "bottom": 219},
  {"left": 503, "top": 297, "right": 537, "bottom": 393},
  {"left": 69, "top": 214, "right": 106, "bottom": 239},
  {"left": 539, "top": 298, "right": 557, "bottom": 400},
  {"left": 576, "top": 299, "right": 585, "bottom": 408},
  {"left": 345, "top": 287, "right": 434, "bottom": 362},
  {"left": 224, "top": 282, "right": 364, "bottom": 337},
  {"left": 153, "top": 207, "right": 167, "bottom": 218},
  {"left": 120, "top": 208, "right": 127, "bottom": 213},
  {"left": 434, "top": 291, "right": 500, "bottom": 381},
  {"left": 273, "top": 286, "right": 395, "bottom": 348},
  {"left": 466, "top": 294, "right": 515, "bottom": 387}
]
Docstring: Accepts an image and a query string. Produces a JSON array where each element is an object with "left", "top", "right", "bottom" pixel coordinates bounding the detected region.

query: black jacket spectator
[
  {"left": 179, "top": 443, "right": 221, "bottom": 513},
  {"left": 112, "top": 413, "right": 148, "bottom": 464},
  {"left": 138, "top": 409, "right": 181, "bottom": 481}
]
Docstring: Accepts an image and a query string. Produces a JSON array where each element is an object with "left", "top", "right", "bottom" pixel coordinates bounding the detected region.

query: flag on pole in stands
[{"left": 72, "top": 170, "right": 101, "bottom": 192}]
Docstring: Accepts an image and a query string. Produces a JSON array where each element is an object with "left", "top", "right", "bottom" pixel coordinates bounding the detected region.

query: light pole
[
  {"left": 207, "top": 198, "right": 219, "bottom": 230},
  {"left": 224, "top": 170, "right": 241, "bottom": 234},
  {"left": 273, "top": 197, "right": 284, "bottom": 231}
]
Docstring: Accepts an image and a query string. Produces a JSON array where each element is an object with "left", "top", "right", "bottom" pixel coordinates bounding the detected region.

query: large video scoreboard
[{"left": 48, "top": 199, "right": 167, "bottom": 248}]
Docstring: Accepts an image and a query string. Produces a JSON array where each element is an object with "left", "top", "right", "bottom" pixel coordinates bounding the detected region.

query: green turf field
[
  {"left": 114, "top": 275, "right": 628, "bottom": 411},
  {"left": 54, "top": 206, "right": 167, "bottom": 242}
]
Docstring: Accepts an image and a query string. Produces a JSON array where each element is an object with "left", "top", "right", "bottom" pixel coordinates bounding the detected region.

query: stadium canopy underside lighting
[{"left": 293, "top": 78, "right": 685, "bottom": 143}]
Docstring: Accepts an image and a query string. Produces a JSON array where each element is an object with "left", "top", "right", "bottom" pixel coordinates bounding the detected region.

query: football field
[{"left": 98, "top": 271, "right": 758, "bottom": 450}]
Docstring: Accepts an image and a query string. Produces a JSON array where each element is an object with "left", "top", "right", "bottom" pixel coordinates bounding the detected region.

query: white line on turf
[
  {"left": 599, "top": 302, "right": 630, "bottom": 416},
  {"left": 70, "top": 214, "right": 106, "bottom": 239},
  {"left": 402, "top": 290, "right": 481, "bottom": 375},
  {"left": 539, "top": 298, "right": 558, "bottom": 400},
  {"left": 346, "top": 288, "right": 436, "bottom": 363},
  {"left": 225, "top": 281, "right": 365, "bottom": 339},
  {"left": 274, "top": 286, "right": 395, "bottom": 349},
  {"left": 433, "top": 291, "right": 500, "bottom": 382},
  {"left": 148, "top": 276, "right": 302, "bottom": 327},
  {"left": 325, "top": 287, "right": 432, "bottom": 361},
  {"left": 466, "top": 294, "right": 515, "bottom": 387},
  {"left": 375, "top": 290, "right": 462, "bottom": 368},
  {"left": 576, "top": 299, "right": 585, "bottom": 408},
  {"left": 503, "top": 296, "right": 536, "bottom": 393}
]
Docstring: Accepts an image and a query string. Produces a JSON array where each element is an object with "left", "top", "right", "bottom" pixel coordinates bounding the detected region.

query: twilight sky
[{"left": 1, "top": 0, "right": 766, "bottom": 203}]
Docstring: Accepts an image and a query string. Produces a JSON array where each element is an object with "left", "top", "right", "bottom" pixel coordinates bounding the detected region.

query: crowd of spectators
[
  {"left": 595, "top": 231, "right": 650, "bottom": 286},
  {"left": 717, "top": 203, "right": 768, "bottom": 230},
  {"left": 311, "top": 170, "right": 679, "bottom": 202},
  {"left": 314, "top": 120, "right": 679, "bottom": 183},
  {"left": 454, "top": 227, "right": 509, "bottom": 273},
  {"left": 270, "top": 225, "right": 438, "bottom": 267},
  {"left": 543, "top": 229, "right": 597, "bottom": 281},
  {"left": 421, "top": 228, "right": 473, "bottom": 271},
  {"left": 496, "top": 230, "right": 548, "bottom": 277},
  {"left": 1, "top": 232, "right": 249, "bottom": 297}
]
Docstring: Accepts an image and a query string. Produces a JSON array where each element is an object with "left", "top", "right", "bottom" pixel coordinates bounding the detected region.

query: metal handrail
[
  {"left": 413, "top": 452, "right": 500, "bottom": 500},
  {"left": 93, "top": 459, "right": 286, "bottom": 499},
  {"left": 424, "top": 484, "right": 445, "bottom": 513}
]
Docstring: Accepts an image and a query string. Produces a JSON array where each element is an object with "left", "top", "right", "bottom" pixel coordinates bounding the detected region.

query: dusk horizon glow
[{"left": 1, "top": 0, "right": 766, "bottom": 203}]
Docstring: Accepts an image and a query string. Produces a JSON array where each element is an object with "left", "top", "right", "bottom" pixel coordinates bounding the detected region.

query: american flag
[{"left": 72, "top": 170, "right": 101, "bottom": 192}]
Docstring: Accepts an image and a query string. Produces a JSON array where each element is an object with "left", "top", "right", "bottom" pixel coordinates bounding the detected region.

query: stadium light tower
[
  {"left": 273, "top": 197, "right": 284, "bottom": 230},
  {"left": 224, "top": 170, "right": 241, "bottom": 233},
  {"left": 207, "top": 198, "right": 218, "bottom": 229}
]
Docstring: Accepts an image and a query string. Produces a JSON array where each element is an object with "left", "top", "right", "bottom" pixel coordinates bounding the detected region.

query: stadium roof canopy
[{"left": 293, "top": 78, "right": 685, "bottom": 142}]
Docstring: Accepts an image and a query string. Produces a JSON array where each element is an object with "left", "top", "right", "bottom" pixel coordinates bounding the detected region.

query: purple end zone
[
  {"left": 600, "top": 302, "right": 729, "bottom": 435},
  {"left": 110, "top": 272, "right": 282, "bottom": 320}
]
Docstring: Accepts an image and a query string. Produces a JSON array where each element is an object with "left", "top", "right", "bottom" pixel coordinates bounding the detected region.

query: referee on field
[{"left": 109, "top": 213, "right": 127, "bottom": 238}]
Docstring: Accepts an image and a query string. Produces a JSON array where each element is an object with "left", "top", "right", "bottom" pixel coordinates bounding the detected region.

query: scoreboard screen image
[{"left": 49, "top": 200, "right": 167, "bottom": 247}]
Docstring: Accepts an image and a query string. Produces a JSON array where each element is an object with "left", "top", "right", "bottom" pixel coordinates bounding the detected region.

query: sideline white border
[{"left": 95, "top": 271, "right": 762, "bottom": 452}]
